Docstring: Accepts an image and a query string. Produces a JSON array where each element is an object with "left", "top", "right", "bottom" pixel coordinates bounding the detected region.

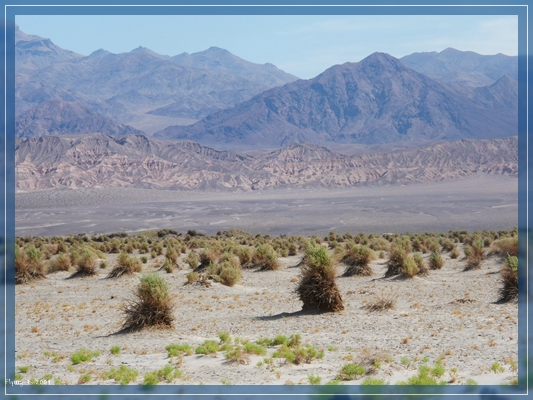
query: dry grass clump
[
  {"left": 413, "top": 253, "right": 428, "bottom": 276},
  {"left": 428, "top": 251, "right": 444, "bottom": 270},
  {"left": 121, "top": 273, "right": 174, "bottom": 333},
  {"left": 498, "top": 255, "right": 518, "bottom": 303},
  {"left": 107, "top": 252, "right": 142, "bottom": 279},
  {"left": 362, "top": 291, "right": 395, "bottom": 312},
  {"left": 342, "top": 244, "right": 374, "bottom": 277},
  {"left": 491, "top": 236, "right": 518, "bottom": 257},
  {"left": 196, "top": 248, "right": 220, "bottom": 271},
  {"left": 384, "top": 247, "right": 407, "bottom": 278},
  {"left": 296, "top": 244, "right": 344, "bottom": 312},
  {"left": 218, "top": 261, "right": 242, "bottom": 287},
  {"left": 69, "top": 247, "right": 100, "bottom": 278},
  {"left": 249, "top": 244, "right": 280, "bottom": 271},
  {"left": 47, "top": 252, "right": 71, "bottom": 273},
  {"left": 464, "top": 241, "right": 484, "bottom": 271},
  {"left": 402, "top": 256, "right": 419, "bottom": 278},
  {"left": 15, "top": 245, "right": 46, "bottom": 284}
]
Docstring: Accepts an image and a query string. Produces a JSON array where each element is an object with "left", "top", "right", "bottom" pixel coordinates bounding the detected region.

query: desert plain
[{"left": 12, "top": 174, "right": 519, "bottom": 387}]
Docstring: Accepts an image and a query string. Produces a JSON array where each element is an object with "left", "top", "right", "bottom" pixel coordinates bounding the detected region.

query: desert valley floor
[
  {"left": 15, "top": 174, "right": 518, "bottom": 238},
  {"left": 12, "top": 173, "right": 520, "bottom": 387}
]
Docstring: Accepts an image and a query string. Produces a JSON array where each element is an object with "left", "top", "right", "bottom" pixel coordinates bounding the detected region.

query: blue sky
[{"left": 16, "top": 14, "right": 518, "bottom": 79}]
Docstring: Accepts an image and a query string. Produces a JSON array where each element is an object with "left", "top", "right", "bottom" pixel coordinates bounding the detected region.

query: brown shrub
[
  {"left": 296, "top": 245, "right": 344, "bottom": 312},
  {"left": 121, "top": 273, "right": 174, "bottom": 333},
  {"left": 15, "top": 245, "right": 46, "bottom": 284},
  {"left": 107, "top": 252, "right": 142, "bottom": 278},
  {"left": 342, "top": 244, "right": 373, "bottom": 277}
]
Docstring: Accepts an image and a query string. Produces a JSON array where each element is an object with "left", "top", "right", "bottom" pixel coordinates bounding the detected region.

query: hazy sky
[{"left": 16, "top": 14, "right": 518, "bottom": 79}]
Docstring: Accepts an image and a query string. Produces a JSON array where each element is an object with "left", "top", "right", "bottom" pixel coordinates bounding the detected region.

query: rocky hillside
[
  {"left": 156, "top": 52, "right": 517, "bottom": 148},
  {"left": 15, "top": 26, "right": 298, "bottom": 133},
  {"left": 16, "top": 134, "right": 518, "bottom": 191}
]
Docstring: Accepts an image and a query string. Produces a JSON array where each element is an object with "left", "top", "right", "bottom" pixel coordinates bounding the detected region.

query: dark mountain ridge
[{"left": 155, "top": 52, "right": 517, "bottom": 148}]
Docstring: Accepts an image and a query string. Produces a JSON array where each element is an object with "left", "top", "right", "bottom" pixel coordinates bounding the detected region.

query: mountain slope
[
  {"left": 15, "top": 134, "right": 517, "bottom": 191},
  {"left": 15, "top": 100, "right": 144, "bottom": 138},
  {"left": 15, "top": 28, "right": 299, "bottom": 133},
  {"left": 400, "top": 48, "right": 518, "bottom": 87},
  {"left": 171, "top": 46, "right": 298, "bottom": 88},
  {"left": 155, "top": 52, "right": 517, "bottom": 148}
]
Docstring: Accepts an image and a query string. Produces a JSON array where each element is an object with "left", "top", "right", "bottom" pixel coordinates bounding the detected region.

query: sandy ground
[
  {"left": 14, "top": 245, "right": 518, "bottom": 386},
  {"left": 15, "top": 174, "right": 518, "bottom": 237}
]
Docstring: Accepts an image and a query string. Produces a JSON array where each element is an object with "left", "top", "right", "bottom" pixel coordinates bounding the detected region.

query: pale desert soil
[
  {"left": 15, "top": 174, "right": 518, "bottom": 237},
  {"left": 14, "top": 245, "right": 518, "bottom": 386}
]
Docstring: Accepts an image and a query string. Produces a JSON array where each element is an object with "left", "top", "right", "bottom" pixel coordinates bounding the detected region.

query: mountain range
[
  {"left": 155, "top": 52, "right": 517, "bottom": 148},
  {"left": 15, "top": 25, "right": 298, "bottom": 134},
  {"left": 15, "top": 26, "right": 518, "bottom": 150},
  {"left": 16, "top": 133, "right": 517, "bottom": 191}
]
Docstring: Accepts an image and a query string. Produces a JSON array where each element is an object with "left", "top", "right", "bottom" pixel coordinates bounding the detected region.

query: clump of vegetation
[
  {"left": 342, "top": 244, "right": 374, "bottom": 277},
  {"left": 47, "top": 252, "right": 71, "bottom": 273},
  {"left": 166, "top": 343, "right": 193, "bottom": 357},
  {"left": 103, "top": 365, "right": 139, "bottom": 385},
  {"left": 362, "top": 291, "right": 395, "bottom": 312},
  {"left": 70, "top": 348, "right": 100, "bottom": 365},
  {"left": 450, "top": 247, "right": 460, "bottom": 259},
  {"left": 296, "top": 244, "right": 344, "bottom": 312},
  {"left": 413, "top": 252, "right": 428, "bottom": 276},
  {"left": 397, "top": 364, "right": 447, "bottom": 385},
  {"left": 249, "top": 244, "right": 280, "bottom": 271},
  {"left": 196, "top": 248, "right": 220, "bottom": 271},
  {"left": 384, "top": 246, "right": 407, "bottom": 278},
  {"left": 120, "top": 273, "right": 174, "bottom": 333},
  {"left": 195, "top": 340, "right": 220, "bottom": 355},
  {"left": 142, "top": 365, "right": 182, "bottom": 385},
  {"left": 69, "top": 246, "right": 100, "bottom": 278},
  {"left": 491, "top": 236, "right": 518, "bottom": 257},
  {"left": 15, "top": 245, "right": 46, "bottom": 284},
  {"left": 464, "top": 241, "right": 484, "bottom": 271},
  {"left": 272, "top": 343, "right": 324, "bottom": 365},
  {"left": 428, "top": 251, "right": 444, "bottom": 270},
  {"left": 110, "top": 346, "right": 121, "bottom": 356},
  {"left": 338, "top": 363, "right": 366, "bottom": 380},
  {"left": 402, "top": 255, "right": 419, "bottom": 278},
  {"left": 107, "top": 252, "right": 141, "bottom": 278},
  {"left": 218, "top": 260, "right": 242, "bottom": 287},
  {"left": 498, "top": 255, "right": 518, "bottom": 303}
]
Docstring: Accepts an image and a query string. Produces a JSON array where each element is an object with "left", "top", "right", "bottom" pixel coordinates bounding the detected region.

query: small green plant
[
  {"left": 308, "top": 374, "right": 321, "bottom": 385},
  {"left": 218, "top": 332, "right": 230, "bottom": 343},
  {"left": 110, "top": 346, "right": 121, "bottom": 356},
  {"left": 326, "top": 379, "right": 341, "bottom": 385},
  {"left": 78, "top": 373, "right": 91, "bottom": 384},
  {"left": 327, "top": 345, "right": 339, "bottom": 352},
  {"left": 142, "top": 365, "right": 182, "bottom": 385},
  {"left": 491, "top": 362, "right": 505, "bottom": 374},
  {"left": 195, "top": 340, "right": 220, "bottom": 355},
  {"left": 400, "top": 357, "right": 410, "bottom": 366},
  {"left": 166, "top": 343, "right": 193, "bottom": 357},
  {"left": 397, "top": 365, "right": 446, "bottom": 385},
  {"left": 244, "top": 342, "right": 267, "bottom": 356},
  {"left": 339, "top": 363, "right": 366, "bottom": 380},
  {"left": 70, "top": 348, "right": 99, "bottom": 365},
  {"left": 431, "top": 359, "right": 445, "bottom": 378},
  {"left": 17, "top": 366, "right": 29, "bottom": 373},
  {"left": 104, "top": 365, "right": 139, "bottom": 385},
  {"left": 421, "top": 355, "right": 430, "bottom": 363},
  {"left": 465, "top": 378, "right": 478, "bottom": 385},
  {"left": 221, "top": 379, "right": 232, "bottom": 385}
]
